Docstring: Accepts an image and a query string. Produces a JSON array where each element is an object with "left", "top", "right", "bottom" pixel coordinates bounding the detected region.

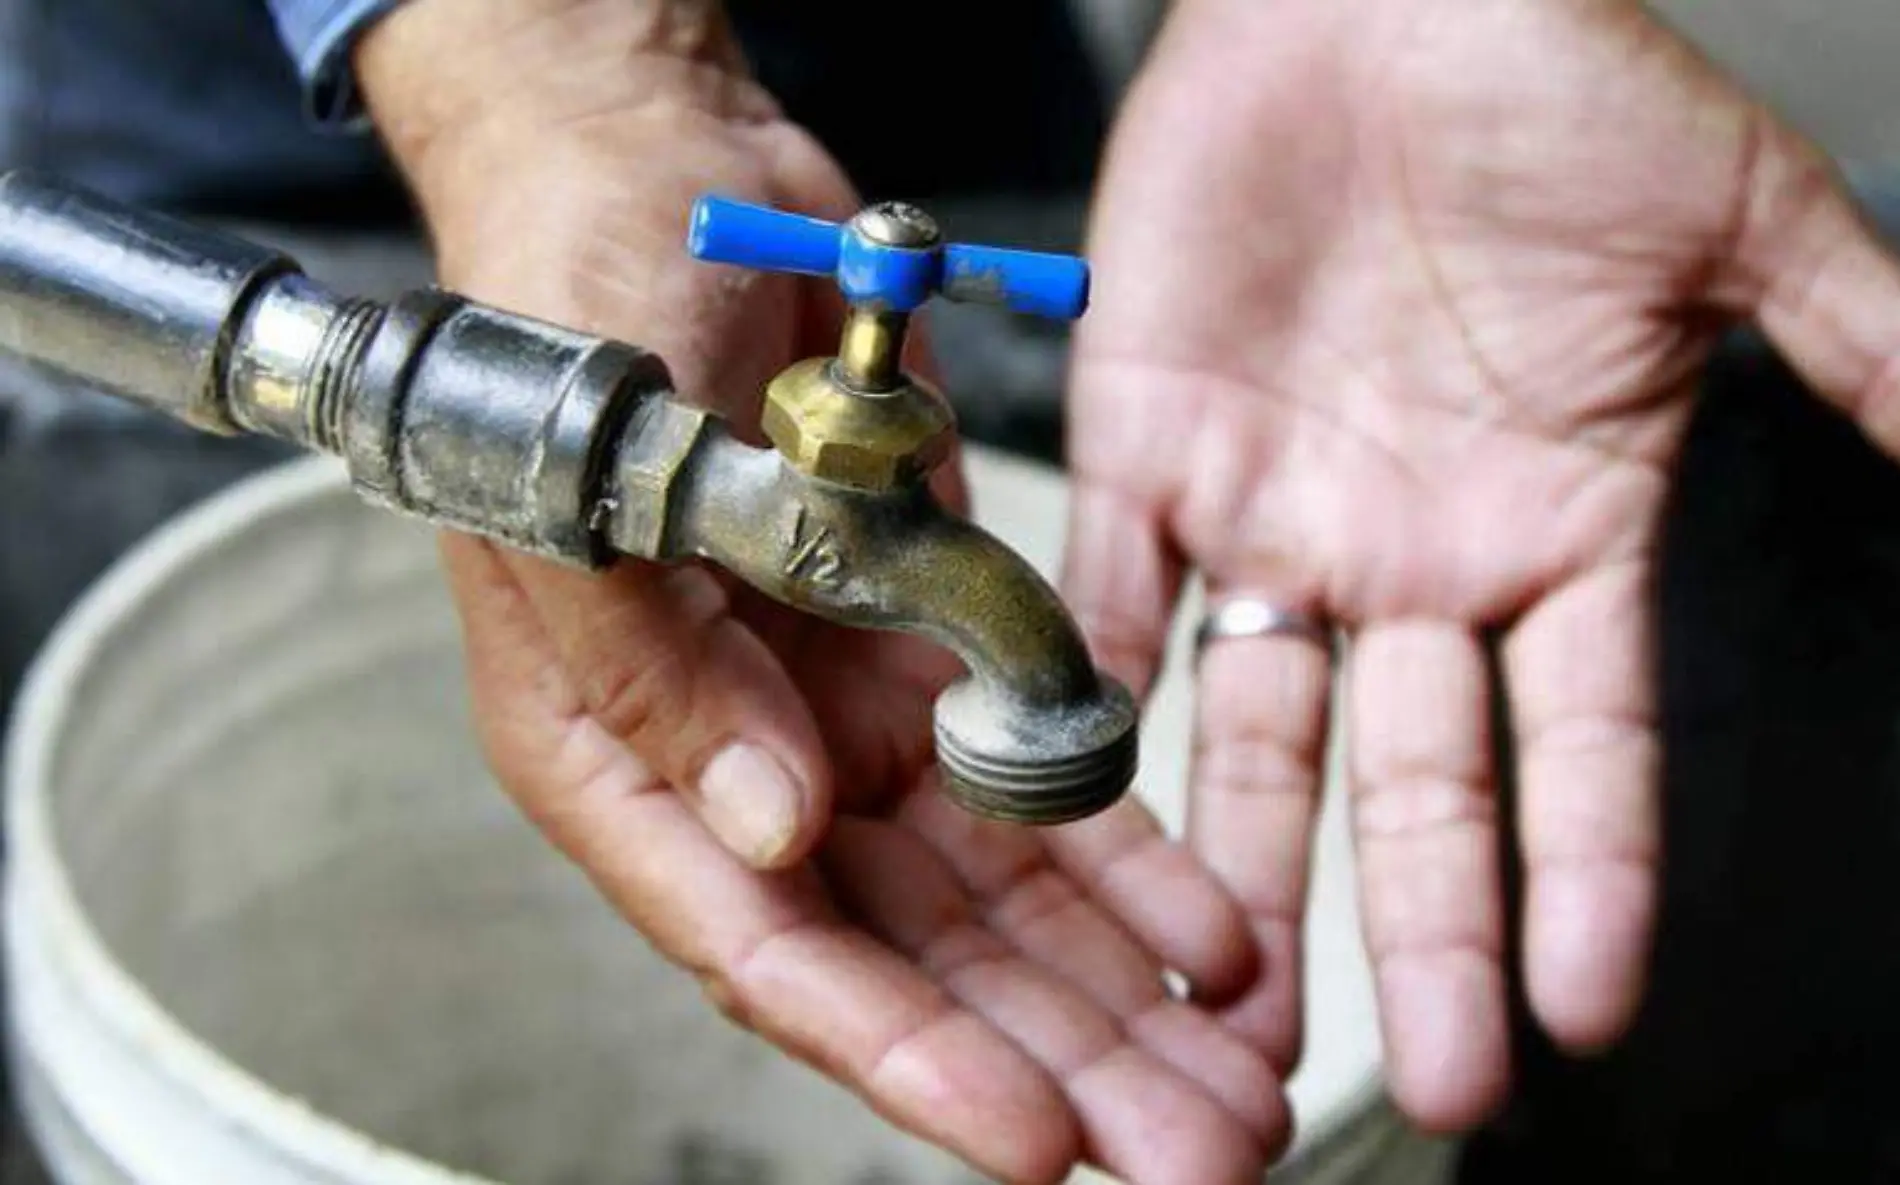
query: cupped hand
[
  {"left": 356, "top": 4, "right": 1290, "bottom": 1181},
  {"left": 1065, "top": 0, "right": 1900, "bottom": 1132}
]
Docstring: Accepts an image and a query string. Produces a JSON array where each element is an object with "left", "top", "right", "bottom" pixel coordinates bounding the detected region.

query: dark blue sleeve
[{"left": 262, "top": 0, "right": 405, "bottom": 131}]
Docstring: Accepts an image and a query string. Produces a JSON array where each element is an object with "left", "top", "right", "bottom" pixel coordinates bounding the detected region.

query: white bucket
[{"left": 4, "top": 445, "right": 1455, "bottom": 1184}]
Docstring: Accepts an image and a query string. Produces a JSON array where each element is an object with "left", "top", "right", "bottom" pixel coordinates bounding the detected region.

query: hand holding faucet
[{"left": 0, "top": 110, "right": 1279, "bottom": 1185}]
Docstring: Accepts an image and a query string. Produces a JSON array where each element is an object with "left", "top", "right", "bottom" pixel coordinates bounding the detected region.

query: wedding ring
[{"left": 1193, "top": 598, "right": 1333, "bottom": 663}]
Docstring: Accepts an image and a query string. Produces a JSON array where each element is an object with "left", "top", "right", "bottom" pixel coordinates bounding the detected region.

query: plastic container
[{"left": 5, "top": 446, "right": 1454, "bottom": 1184}]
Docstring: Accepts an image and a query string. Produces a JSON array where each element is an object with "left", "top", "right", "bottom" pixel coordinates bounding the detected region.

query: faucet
[{"left": 0, "top": 172, "right": 1138, "bottom": 826}]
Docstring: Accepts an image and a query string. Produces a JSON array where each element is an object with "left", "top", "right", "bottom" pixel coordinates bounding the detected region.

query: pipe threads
[
  {"left": 936, "top": 723, "right": 1139, "bottom": 825},
  {"left": 304, "top": 298, "right": 386, "bottom": 453},
  {"left": 932, "top": 675, "right": 1141, "bottom": 826}
]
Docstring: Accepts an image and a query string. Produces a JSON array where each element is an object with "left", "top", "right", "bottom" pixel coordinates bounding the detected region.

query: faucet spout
[
  {"left": 608, "top": 410, "right": 1139, "bottom": 824},
  {"left": 0, "top": 172, "right": 1137, "bottom": 827}
]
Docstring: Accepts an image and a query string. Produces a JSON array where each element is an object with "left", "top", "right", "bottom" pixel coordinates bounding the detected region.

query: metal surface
[
  {"left": 0, "top": 172, "right": 296, "bottom": 434},
  {"left": 0, "top": 170, "right": 1136, "bottom": 825},
  {"left": 366, "top": 302, "right": 670, "bottom": 566},
  {"left": 687, "top": 192, "right": 1133, "bottom": 820},
  {"left": 1194, "top": 599, "right": 1335, "bottom": 662},
  {"left": 760, "top": 357, "right": 954, "bottom": 490},
  {"left": 616, "top": 424, "right": 1139, "bottom": 823},
  {"left": 227, "top": 274, "right": 363, "bottom": 447},
  {"left": 834, "top": 205, "right": 939, "bottom": 390},
  {"left": 834, "top": 310, "right": 911, "bottom": 392},
  {"left": 849, "top": 203, "right": 941, "bottom": 249}
]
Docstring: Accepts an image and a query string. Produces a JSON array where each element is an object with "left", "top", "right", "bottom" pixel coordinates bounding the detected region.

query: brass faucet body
[
  {"left": 618, "top": 396, "right": 1137, "bottom": 823},
  {"left": 0, "top": 172, "right": 1140, "bottom": 825}
]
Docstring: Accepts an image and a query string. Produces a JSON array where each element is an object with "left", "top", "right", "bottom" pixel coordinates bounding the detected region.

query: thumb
[
  {"left": 1720, "top": 116, "right": 1900, "bottom": 449},
  {"left": 440, "top": 534, "right": 835, "bottom": 873}
]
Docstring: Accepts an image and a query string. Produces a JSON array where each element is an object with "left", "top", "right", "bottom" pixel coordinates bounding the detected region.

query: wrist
[{"left": 354, "top": 0, "right": 773, "bottom": 206}]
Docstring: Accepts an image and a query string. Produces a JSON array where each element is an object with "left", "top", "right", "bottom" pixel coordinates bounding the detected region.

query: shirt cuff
[{"left": 265, "top": 0, "right": 406, "bottom": 132}]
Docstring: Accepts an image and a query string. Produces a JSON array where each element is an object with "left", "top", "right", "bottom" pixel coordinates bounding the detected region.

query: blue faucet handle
[
  {"left": 687, "top": 198, "right": 842, "bottom": 279},
  {"left": 687, "top": 194, "right": 1089, "bottom": 320}
]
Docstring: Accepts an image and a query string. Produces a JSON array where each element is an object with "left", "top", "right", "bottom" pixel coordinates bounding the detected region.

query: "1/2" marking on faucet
[{"left": 784, "top": 505, "right": 845, "bottom": 590}]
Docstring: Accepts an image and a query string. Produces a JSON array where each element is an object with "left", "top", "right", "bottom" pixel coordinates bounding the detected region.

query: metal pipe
[
  {"left": 227, "top": 273, "right": 380, "bottom": 448},
  {"left": 0, "top": 169, "right": 1138, "bottom": 826},
  {"left": 0, "top": 171, "right": 671, "bottom": 570},
  {"left": 0, "top": 171, "right": 297, "bottom": 435}
]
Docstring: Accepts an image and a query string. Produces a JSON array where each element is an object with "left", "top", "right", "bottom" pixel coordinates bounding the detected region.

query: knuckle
[
  {"left": 580, "top": 649, "right": 694, "bottom": 749},
  {"left": 1525, "top": 712, "right": 1653, "bottom": 763},
  {"left": 697, "top": 968, "right": 757, "bottom": 1031},
  {"left": 988, "top": 869, "right": 1084, "bottom": 936},
  {"left": 575, "top": 569, "right": 730, "bottom": 750},
  {"left": 1353, "top": 776, "right": 1497, "bottom": 842},
  {"left": 1085, "top": 826, "right": 1169, "bottom": 892},
  {"left": 1194, "top": 735, "right": 1314, "bottom": 801}
]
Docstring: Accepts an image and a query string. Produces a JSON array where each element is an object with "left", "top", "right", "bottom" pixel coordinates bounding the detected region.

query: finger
[
  {"left": 1050, "top": 476, "right": 1244, "bottom": 989},
  {"left": 1058, "top": 444, "right": 1261, "bottom": 997},
  {"left": 1186, "top": 589, "right": 1336, "bottom": 1076},
  {"left": 1502, "top": 559, "right": 1660, "bottom": 1051},
  {"left": 1721, "top": 117, "right": 1900, "bottom": 453},
  {"left": 897, "top": 791, "right": 1285, "bottom": 1149},
  {"left": 1061, "top": 476, "right": 1186, "bottom": 700},
  {"left": 457, "top": 538, "right": 831, "bottom": 872},
  {"left": 1045, "top": 797, "right": 1258, "bottom": 1003},
  {"left": 439, "top": 536, "right": 1077, "bottom": 1185},
  {"left": 1347, "top": 620, "right": 1509, "bottom": 1133},
  {"left": 827, "top": 819, "right": 1285, "bottom": 1182},
  {"left": 899, "top": 790, "right": 1166, "bottom": 1016}
]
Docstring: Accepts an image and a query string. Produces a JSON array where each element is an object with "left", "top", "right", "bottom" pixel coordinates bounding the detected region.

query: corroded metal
[
  {"left": 0, "top": 171, "right": 295, "bottom": 436},
  {"left": 835, "top": 308, "right": 909, "bottom": 391},
  {"left": 607, "top": 421, "right": 1138, "bottom": 823},
  {"left": 760, "top": 356, "right": 954, "bottom": 493},
  {"left": 609, "top": 395, "right": 711, "bottom": 559},
  {"left": 851, "top": 203, "right": 940, "bottom": 250},
  {"left": 0, "top": 169, "right": 1139, "bottom": 826}
]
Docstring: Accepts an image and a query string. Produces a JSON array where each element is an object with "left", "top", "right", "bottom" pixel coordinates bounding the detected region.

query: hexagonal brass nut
[
  {"left": 762, "top": 358, "right": 955, "bottom": 492},
  {"left": 610, "top": 398, "right": 708, "bottom": 558}
]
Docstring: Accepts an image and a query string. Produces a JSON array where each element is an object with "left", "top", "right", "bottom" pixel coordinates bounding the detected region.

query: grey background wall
[
  {"left": 1653, "top": 0, "right": 1900, "bottom": 166},
  {"left": 1072, "top": 0, "right": 1900, "bottom": 168}
]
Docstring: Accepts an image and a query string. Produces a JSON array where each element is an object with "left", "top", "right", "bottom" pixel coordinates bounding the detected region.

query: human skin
[
  {"left": 356, "top": 3, "right": 1288, "bottom": 1183},
  {"left": 355, "top": 0, "right": 1900, "bottom": 1177},
  {"left": 1062, "top": 0, "right": 1900, "bottom": 1134}
]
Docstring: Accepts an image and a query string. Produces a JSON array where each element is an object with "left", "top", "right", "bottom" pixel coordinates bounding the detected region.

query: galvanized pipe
[
  {"left": 0, "top": 172, "right": 297, "bottom": 435},
  {"left": 0, "top": 169, "right": 1139, "bottom": 826}
]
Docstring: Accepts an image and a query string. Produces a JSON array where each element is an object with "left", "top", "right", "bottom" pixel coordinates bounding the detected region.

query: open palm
[
  {"left": 393, "top": 88, "right": 1290, "bottom": 1183},
  {"left": 1065, "top": 0, "right": 1900, "bottom": 1131}
]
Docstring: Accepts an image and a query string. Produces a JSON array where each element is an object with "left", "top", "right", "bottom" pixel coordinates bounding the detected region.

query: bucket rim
[
  {"left": 1, "top": 448, "right": 1402, "bottom": 1183},
  {"left": 4, "top": 453, "right": 497, "bottom": 1185}
]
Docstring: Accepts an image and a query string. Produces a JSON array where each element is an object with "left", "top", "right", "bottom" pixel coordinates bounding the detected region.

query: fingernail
[{"left": 698, "top": 743, "right": 806, "bottom": 867}]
